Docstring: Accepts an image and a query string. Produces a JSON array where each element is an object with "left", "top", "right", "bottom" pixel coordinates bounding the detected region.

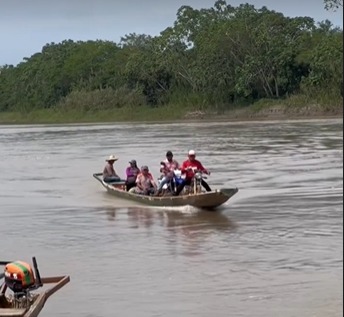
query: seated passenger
[
  {"left": 103, "top": 155, "right": 121, "bottom": 183},
  {"left": 126, "top": 160, "right": 140, "bottom": 191},
  {"left": 174, "top": 150, "right": 211, "bottom": 195},
  {"left": 157, "top": 151, "right": 180, "bottom": 195},
  {"left": 131, "top": 166, "right": 157, "bottom": 196}
]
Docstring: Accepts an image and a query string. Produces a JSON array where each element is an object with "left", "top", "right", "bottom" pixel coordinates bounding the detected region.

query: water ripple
[{"left": 0, "top": 119, "right": 342, "bottom": 317}]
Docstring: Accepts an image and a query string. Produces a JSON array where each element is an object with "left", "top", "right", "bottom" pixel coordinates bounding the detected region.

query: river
[{"left": 0, "top": 118, "right": 342, "bottom": 317}]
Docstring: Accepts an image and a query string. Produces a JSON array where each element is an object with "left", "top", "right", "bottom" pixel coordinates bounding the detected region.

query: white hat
[
  {"left": 188, "top": 150, "right": 196, "bottom": 156},
  {"left": 106, "top": 155, "right": 119, "bottom": 162}
]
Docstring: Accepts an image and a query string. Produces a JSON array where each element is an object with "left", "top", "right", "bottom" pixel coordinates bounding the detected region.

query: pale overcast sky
[{"left": 0, "top": 0, "right": 342, "bottom": 66}]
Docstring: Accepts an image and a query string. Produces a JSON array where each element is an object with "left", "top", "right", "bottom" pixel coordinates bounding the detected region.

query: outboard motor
[{"left": 4, "top": 261, "right": 35, "bottom": 294}]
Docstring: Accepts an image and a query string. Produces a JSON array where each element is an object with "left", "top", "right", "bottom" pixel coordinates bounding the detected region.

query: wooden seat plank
[{"left": 0, "top": 308, "right": 27, "bottom": 317}]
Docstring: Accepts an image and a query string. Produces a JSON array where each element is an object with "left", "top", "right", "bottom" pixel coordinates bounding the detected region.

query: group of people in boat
[{"left": 102, "top": 150, "right": 212, "bottom": 196}]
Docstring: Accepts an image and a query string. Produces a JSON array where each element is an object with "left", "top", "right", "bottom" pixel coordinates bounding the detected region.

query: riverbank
[{"left": 0, "top": 101, "right": 342, "bottom": 125}]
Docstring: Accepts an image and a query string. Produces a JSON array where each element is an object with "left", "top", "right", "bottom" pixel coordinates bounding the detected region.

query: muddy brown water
[{"left": 0, "top": 119, "right": 342, "bottom": 317}]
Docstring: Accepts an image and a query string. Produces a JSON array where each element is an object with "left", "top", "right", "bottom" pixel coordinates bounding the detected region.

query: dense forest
[{"left": 0, "top": 0, "right": 342, "bottom": 118}]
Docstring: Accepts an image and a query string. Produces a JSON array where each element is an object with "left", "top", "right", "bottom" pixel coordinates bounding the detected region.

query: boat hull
[
  {"left": 93, "top": 173, "right": 238, "bottom": 209},
  {"left": 0, "top": 276, "right": 70, "bottom": 317}
]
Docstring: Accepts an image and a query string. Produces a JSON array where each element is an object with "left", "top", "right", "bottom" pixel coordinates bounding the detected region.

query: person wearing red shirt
[{"left": 174, "top": 150, "right": 212, "bottom": 195}]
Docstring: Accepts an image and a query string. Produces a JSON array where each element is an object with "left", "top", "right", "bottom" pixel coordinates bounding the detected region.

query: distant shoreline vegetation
[
  {"left": 0, "top": 101, "right": 342, "bottom": 125},
  {"left": 0, "top": 0, "right": 342, "bottom": 124}
]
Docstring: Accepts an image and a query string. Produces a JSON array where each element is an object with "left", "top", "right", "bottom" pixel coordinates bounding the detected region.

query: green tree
[
  {"left": 0, "top": 0, "right": 342, "bottom": 115},
  {"left": 324, "top": 0, "right": 343, "bottom": 10},
  {"left": 302, "top": 28, "right": 343, "bottom": 95},
  {"left": 121, "top": 34, "right": 172, "bottom": 105}
]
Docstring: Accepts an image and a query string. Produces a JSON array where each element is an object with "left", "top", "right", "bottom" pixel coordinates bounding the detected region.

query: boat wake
[{"left": 148, "top": 204, "right": 201, "bottom": 214}]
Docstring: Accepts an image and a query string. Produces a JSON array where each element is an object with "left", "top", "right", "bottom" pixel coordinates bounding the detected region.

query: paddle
[
  {"left": 32, "top": 257, "right": 42, "bottom": 287},
  {"left": 0, "top": 261, "right": 12, "bottom": 266}
]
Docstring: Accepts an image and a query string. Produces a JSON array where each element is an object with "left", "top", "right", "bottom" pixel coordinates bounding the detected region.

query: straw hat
[{"left": 106, "top": 155, "right": 119, "bottom": 162}]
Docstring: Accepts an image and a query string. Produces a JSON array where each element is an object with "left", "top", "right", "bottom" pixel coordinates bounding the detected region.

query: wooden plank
[
  {"left": 23, "top": 294, "right": 45, "bottom": 317},
  {"left": 43, "top": 276, "right": 70, "bottom": 299},
  {"left": 0, "top": 308, "right": 27, "bottom": 317},
  {"left": 40, "top": 276, "right": 68, "bottom": 284}
]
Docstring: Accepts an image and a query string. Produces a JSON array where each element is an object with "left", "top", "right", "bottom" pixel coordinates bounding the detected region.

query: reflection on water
[
  {"left": 0, "top": 119, "right": 342, "bottom": 317},
  {"left": 106, "top": 207, "right": 235, "bottom": 230},
  {"left": 106, "top": 207, "right": 237, "bottom": 256}
]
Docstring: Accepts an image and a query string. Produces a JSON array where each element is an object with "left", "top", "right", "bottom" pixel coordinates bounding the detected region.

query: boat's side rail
[
  {"left": 42, "top": 276, "right": 70, "bottom": 299},
  {"left": 93, "top": 173, "right": 127, "bottom": 187},
  {"left": 0, "top": 308, "right": 27, "bottom": 317}
]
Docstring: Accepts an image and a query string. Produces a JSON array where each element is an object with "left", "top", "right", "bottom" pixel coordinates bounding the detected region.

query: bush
[{"left": 56, "top": 87, "right": 146, "bottom": 111}]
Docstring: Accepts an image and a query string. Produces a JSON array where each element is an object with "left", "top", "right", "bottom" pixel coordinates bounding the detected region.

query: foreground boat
[
  {"left": 93, "top": 173, "right": 238, "bottom": 209},
  {"left": 0, "top": 257, "right": 70, "bottom": 317}
]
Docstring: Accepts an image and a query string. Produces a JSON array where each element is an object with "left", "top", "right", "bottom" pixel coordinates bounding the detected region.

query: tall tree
[{"left": 324, "top": 0, "right": 343, "bottom": 10}]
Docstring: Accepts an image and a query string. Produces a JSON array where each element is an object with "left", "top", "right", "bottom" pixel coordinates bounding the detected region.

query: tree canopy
[
  {"left": 324, "top": 0, "right": 343, "bottom": 11},
  {"left": 0, "top": 1, "right": 342, "bottom": 113}
]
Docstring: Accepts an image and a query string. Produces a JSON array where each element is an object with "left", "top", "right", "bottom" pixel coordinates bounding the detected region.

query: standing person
[
  {"left": 133, "top": 166, "right": 158, "bottom": 196},
  {"left": 125, "top": 160, "right": 140, "bottom": 191},
  {"left": 157, "top": 151, "right": 180, "bottom": 195},
  {"left": 103, "top": 155, "right": 121, "bottom": 183},
  {"left": 174, "top": 150, "right": 211, "bottom": 195}
]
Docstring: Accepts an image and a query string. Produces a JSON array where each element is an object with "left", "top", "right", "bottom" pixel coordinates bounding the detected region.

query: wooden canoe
[
  {"left": 0, "top": 259, "right": 70, "bottom": 317},
  {"left": 93, "top": 173, "right": 238, "bottom": 209}
]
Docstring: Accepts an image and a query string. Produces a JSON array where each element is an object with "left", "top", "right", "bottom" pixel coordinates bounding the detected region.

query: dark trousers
[
  {"left": 104, "top": 176, "right": 121, "bottom": 183},
  {"left": 126, "top": 181, "right": 136, "bottom": 192},
  {"left": 175, "top": 178, "right": 211, "bottom": 195}
]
